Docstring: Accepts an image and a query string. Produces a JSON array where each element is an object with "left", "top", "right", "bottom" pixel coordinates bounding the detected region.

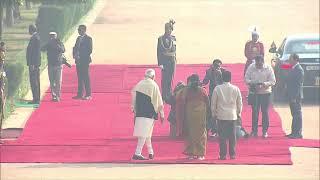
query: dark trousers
[
  {"left": 251, "top": 93, "right": 271, "bottom": 134},
  {"left": 76, "top": 64, "right": 91, "bottom": 97},
  {"left": 161, "top": 58, "right": 176, "bottom": 103},
  {"left": 217, "top": 120, "right": 236, "bottom": 157},
  {"left": 290, "top": 99, "right": 302, "bottom": 135},
  {"left": 207, "top": 95, "right": 217, "bottom": 133},
  {"left": 29, "top": 66, "right": 40, "bottom": 102}
]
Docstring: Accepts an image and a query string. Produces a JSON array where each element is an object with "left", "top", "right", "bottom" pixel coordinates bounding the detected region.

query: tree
[
  {"left": 0, "top": 1, "right": 4, "bottom": 40},
  {"left": 5, "top": 0, "right": 14, "bottom": 27},
  {"left": 25, "top": 0, "right": 32, "bottom": 10}
]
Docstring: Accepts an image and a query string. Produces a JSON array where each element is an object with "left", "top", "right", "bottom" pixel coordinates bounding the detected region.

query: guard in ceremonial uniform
[
  {"left": 157, "top": 19, "right": 177, "bottom": 103},
  {"left": 244, "top": 28, "right": 264, "bottom": 75}
]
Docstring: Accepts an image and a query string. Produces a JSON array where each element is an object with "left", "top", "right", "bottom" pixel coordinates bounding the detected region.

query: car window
[{"left": 285, "top": 39, "right": 320, "bottom": 54}]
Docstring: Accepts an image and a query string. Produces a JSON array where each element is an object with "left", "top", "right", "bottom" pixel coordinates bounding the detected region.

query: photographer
[
  {"left": 245, "top": 55, "right": 275, "bottom": 138},
  {"left": 41, "top": 32, "right": 65, "bottom": 102}
]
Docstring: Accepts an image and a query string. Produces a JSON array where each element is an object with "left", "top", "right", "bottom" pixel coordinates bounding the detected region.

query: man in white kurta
[{"left": 131, "top": 69, "right": 164, "bottom": 160}]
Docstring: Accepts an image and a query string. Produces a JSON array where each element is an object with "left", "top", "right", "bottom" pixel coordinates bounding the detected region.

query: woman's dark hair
[{"left": 188, "top": 74, "right": 200, "bottom": 90}]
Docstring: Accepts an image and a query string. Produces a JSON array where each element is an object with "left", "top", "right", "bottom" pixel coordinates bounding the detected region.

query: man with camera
[
  {"left": 245, "top": 55, "right": 275, "bottom": 138},
  {"left": 41, "top": 32, "right": 65, "bottom": 102}
]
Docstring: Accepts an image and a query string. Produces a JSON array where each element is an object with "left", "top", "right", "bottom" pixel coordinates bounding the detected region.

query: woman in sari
[{"left": 176, "top": 74, "right": 210, "bottom": 160}]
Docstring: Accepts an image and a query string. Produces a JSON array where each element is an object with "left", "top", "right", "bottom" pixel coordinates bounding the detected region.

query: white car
[{"left": 269, "top": 34, "right": 320, "bottom": 101}]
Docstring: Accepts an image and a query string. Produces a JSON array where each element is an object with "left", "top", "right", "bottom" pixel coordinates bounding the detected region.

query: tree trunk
[
  {"left": 0, "top": 3, "right": 3, "bottom": 40},
  {"left": 5, "top": 1, "right": 14, "bottom": 27},
  {"left": 13, "top": 2, "right": 21, "bottom": 21},
  {"left": 26, "top": 0, "right": 32, "bottom": 10}
]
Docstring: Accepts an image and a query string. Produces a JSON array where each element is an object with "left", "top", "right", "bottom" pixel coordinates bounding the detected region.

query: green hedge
[{"left": 37, "top": 0, "right": 96, "bottom": 43}]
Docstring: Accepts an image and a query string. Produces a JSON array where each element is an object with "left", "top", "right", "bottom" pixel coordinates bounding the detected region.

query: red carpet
[
  {"left": 288, "top": 139, "right": 320, "bottom": 148},
  {"left": 0, "top": 64, "right": 305, "bottom": 164}
]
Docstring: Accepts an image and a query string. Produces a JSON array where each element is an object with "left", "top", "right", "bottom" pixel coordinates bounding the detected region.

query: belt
[{"left": 162, "top": 52, "right": 176, "bottom": 57}]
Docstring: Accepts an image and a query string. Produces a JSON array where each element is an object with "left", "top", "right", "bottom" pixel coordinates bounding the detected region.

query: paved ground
[{"left": 1, "top": 0, "right": 319, "bottom": 179}]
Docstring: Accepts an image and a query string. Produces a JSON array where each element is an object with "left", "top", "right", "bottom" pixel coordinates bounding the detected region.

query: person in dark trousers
[
  {"left": 157, "top": 19, "right": 176, "bottom": 103},
  {"left": 72, "top": 25, "right": 93, "bottom": 100},
  {"left": 245, "top": 55, "right": 276, "bottom": 138},
  {"left": 286, "top": 54, "right": 304, "bottom": 139},
  {"left": 26, "top": 24, "right": 41, "bottom": 104},
  {"left": 211, "top": 71, "right": 242, "bottom": 160},
  {"left": 202, "top": 59, "right": 226, "bottom": 136},
  {"left": 41, "top": 32, "right": 65, "bottom": 102}
]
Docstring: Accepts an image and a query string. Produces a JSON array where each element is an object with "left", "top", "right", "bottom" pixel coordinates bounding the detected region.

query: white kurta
[{"left": 133, "top": 117, "right": 155, "bottom": 138}]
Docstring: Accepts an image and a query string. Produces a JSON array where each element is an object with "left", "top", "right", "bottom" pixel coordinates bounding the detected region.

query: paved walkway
[{"left": 1, "top": 0, "right": 319, "bottom": 179}]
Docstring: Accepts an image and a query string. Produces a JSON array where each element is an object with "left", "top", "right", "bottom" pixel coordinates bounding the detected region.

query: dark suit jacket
[
  {"left": 73, "top": 34, "right": 93, "bottom": 65},
  {"left": 202, "top": 67, "right": 226, "bottom": 97},
  {"left": 26, "top": 32, "right": 41, "bottom": 66},
  {"left": 287, "top": 63, "right": 304, "bottom": 100}
]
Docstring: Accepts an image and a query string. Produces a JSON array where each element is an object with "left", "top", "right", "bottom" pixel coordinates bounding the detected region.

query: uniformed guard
[
  {"left": 157, "top": 19, "right": 177, "bottom": 103},
  {"left": 244, "top": 27, "right": 264, "bottom": 75}
]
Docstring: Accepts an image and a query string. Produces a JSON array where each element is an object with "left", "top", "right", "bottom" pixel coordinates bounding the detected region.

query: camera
[
  {"left": 249, "top": 82, "right": 263, "bottom": 93},
  {"left": 61, "top": 54, "right": 72, "bottom": 68}
]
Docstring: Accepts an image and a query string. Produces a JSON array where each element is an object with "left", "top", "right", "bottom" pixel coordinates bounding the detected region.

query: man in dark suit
[
  {"left": 26, "top": 24, "right": 41, "bottom": 104},
  {"left": 286, "top": 53, "right": 304, "bottom": 139},
  {"left": 72, "top": 25, "right": 93, "bottom": 100},
  {"left": 202, "top": 59, "right": 226, "bottom": 136}
]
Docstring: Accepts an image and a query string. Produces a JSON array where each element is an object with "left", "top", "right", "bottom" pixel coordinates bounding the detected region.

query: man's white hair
[{"left": 145, "top": 68, "right": 155, "bottom": 78}]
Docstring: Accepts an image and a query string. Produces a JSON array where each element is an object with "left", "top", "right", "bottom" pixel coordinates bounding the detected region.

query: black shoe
[
  {"left": 219, "top": 156, "right": 226, "bottom": 160},
  {"left": 28, "top": 100, "right": 39, "bottom": 104},
  {"left": 132, "top": 154, "right": 148, "bottom": 160},
  {"left": 149, "top": 154, "right": 154, "bottom": 160},
  {"left": 230, "top": 155, "right": 236, "bottom": 160},
  {"left": 72, "top": 95, "right": 83, "bottom": 100},
  {"left": 285, "top": 133, "right": 293, "bottom": 137},
  {"left": 250, "top": 132, "right": 258, "bottom": 137},
  {"left": 82, "top": 96, "right": 92, "bottom": 100},
  {"left": 288, "top": 134, "right": 303, "bottom": 139}
]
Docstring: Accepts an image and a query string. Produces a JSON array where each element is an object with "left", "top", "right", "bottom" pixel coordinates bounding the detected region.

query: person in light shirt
[
  {"left": 245, "top": 55, "right": 276, "bottom": 138},
  {"left": 131, "top": 69, "right": 164, "bottom": 160},
  {"left": 211, "top": 71, "right": 242, "bottom": 160}
]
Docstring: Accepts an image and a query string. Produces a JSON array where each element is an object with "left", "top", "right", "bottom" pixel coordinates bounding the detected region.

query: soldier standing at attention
[
  {"left": 157, "top": 19, "right": 176, "bottom": 103},
  {"left": 244, "top": 27, "right": 264, "bottom": 76}
]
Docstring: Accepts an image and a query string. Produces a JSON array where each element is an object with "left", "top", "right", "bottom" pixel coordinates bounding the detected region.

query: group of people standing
[
  {"left": 25, "top": 24, "right": 93, "bottom": 103},
  {"left": 131, "top": 21, "right": 305, "bottom": 161},
  {"left": 131, "top": 20, "right": 243, "bottom": 161}
]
